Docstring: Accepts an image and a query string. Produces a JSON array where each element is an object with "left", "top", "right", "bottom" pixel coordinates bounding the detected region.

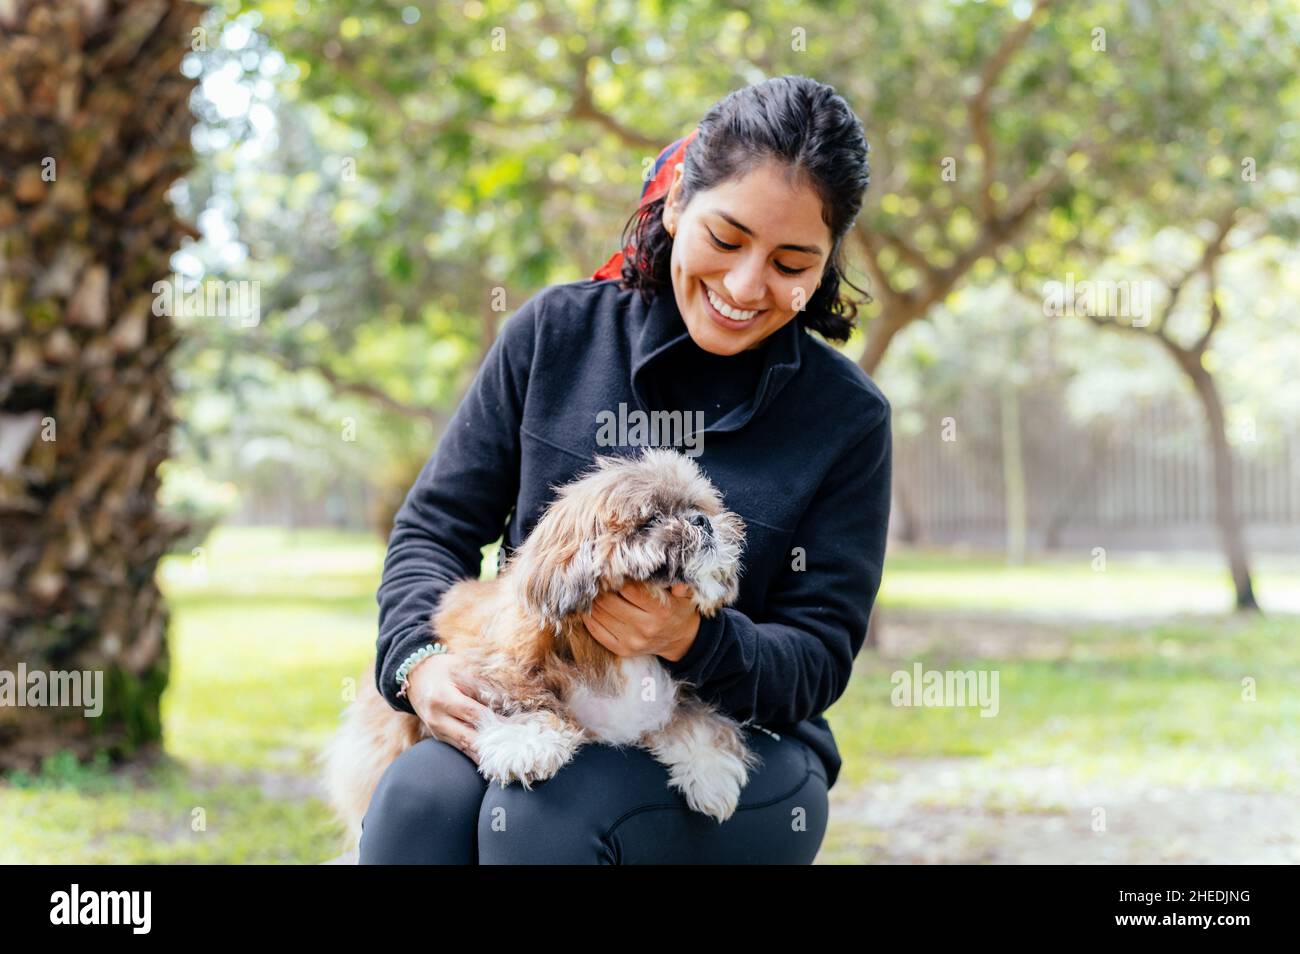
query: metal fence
[{"left": 893, "top": 387, "right": 1300, "bottom": 551}]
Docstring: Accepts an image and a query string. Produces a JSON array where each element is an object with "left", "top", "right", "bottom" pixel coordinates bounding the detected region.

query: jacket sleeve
[
  {"left": 659, "top": 402, "right": 892, "bottom": 725},
  {"left": 373, "top": 291, "right": 543, "bottom": 714}
]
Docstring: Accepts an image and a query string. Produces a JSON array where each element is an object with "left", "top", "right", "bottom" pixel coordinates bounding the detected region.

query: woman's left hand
[{"left": 582, "top": 581, "right": 701, "bottom": 661}]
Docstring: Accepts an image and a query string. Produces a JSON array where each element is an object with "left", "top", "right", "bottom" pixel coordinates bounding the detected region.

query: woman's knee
[
  {"left": 765, "top": 762, "right": 830, "bottom": 864},
  {"left": 477, "top": 743, "right": 670, "bottom": 864},
  {"left": 359, "top": 738, "right": 488, "bottom": 864},
  {"left": 608, "top": 732, "right": 830, "bottom": 864},
  {"left": 474, "top": 731, "right": 830, "bottom": 864},
  {"left": 734, "top": 732, "right": 830, "bottom": 864}
]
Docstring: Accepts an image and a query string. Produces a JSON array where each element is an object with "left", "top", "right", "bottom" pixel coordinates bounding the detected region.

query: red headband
[{"left": 592, "top": 127, "right": 701, "bottom": 281}]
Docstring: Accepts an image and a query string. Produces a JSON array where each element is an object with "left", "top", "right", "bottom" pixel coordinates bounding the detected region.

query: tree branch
[
  {"left": 264, "top": 349, "right": 451, "bottom": 427},
  {"left": 188, "top": 329, "right": 453, "bottom": 427},
  {"left": 968, "top": 0, "right": 1058, "bottom": 226},
  {"left": 567, "top": 64, "right": 665, "bottom": 151},
  {"left": 852, "top": 224, "right": 912, "bottom": 315}
]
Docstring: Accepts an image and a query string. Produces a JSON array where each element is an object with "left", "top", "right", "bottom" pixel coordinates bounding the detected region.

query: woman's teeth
[{"left": 706, "top": 286, "right": 759, "bottom": 322}]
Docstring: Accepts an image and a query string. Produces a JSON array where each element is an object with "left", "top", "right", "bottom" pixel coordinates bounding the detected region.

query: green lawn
[
  {"left": 879, "top": 546, "right": 1300, "bottom": 615},
  {"left": 1, "top": 526, "right": 1295, "bottom": 863},
  {"left": 832, "top": 611, "right": 1299, "bottom": 796}
]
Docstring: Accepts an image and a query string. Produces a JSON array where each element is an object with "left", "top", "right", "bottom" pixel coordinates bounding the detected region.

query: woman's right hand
[{"left": 404, "top": 652, "right": 493, "bottom": 765}]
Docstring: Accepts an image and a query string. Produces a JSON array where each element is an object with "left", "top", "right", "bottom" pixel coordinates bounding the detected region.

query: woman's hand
[
  {"left": 582, "top": 581, "right": 702, "bottom": 661},
  {"left": 403, "top": 651, "right": 493, "bottom": 765}
]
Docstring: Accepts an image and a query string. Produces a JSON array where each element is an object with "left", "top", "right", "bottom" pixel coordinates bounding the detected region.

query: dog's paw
[
  {"left": 668, "top": 748, "right": 753, "bottom": 823},
  {"left": 475, "top": 715, "right": 581, "bottom": 790}
]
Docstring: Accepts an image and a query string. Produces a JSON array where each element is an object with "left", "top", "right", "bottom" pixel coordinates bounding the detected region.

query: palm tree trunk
[{"left": 0, "top": 0, "right": 202, "bottom": 769}]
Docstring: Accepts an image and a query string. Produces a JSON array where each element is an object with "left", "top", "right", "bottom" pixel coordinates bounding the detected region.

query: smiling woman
[
  {"left": 665, "top": 167, "right": 834, "bottom": 354},
  {"left": 359, "top": 74, "right": 888, "bottom": 865},
  {"left": 606, "top": 74, "right": 872, "bottom": 352}
]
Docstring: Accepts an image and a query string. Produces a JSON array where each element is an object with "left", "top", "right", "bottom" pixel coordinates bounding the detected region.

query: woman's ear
[{"left": 661, "top": 162, "right": 685, "bottom": 238}]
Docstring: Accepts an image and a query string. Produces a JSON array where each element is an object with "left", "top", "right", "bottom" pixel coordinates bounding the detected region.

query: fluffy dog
[{"left": 323, "top": 447, "right": 761, "bottom": 848}]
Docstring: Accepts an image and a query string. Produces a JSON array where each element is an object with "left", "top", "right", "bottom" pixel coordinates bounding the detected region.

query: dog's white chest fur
[{"left": 567, "top": 656, "right": 679, "bottom": 745}]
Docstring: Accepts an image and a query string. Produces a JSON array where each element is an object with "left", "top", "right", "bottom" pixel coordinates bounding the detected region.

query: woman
[{"left": 359, "top": 74, "right": 891, "bottom": 864}]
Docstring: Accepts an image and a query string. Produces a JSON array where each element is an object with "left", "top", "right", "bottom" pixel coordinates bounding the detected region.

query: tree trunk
[
  {"left": 0, "top": 0, "right": 202, "bottom": 769},
  {"left": 858, "top": 305, "right": 913, "bottom": 377},
  {"left": 1173, "top": 353, "right": 1259, "bottom": 612},
  {"left": 1000, "top": 376, "right": 1027, "bottom": 565},
  {"left": 892, "top": 479, "right": 923, "bottom": 545}
]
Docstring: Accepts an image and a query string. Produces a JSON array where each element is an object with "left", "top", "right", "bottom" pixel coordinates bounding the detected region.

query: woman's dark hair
[{"left": 615, "top": 74, "right": 871, "bottom": 344}]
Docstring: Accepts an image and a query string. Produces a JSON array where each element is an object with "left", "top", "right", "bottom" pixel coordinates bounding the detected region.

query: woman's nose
[{"left": 724, "top": 256, "right": 769, "bottom": 307}]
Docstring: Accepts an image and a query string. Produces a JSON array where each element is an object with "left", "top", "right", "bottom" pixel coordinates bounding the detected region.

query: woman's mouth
[{"left": 701, "top": 280, "right": 764, "bottom": 329}]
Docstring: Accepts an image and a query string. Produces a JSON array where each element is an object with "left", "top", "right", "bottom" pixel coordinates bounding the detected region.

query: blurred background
[{"left": 1, "top": 0, "right": 1297, "bottom": 863}]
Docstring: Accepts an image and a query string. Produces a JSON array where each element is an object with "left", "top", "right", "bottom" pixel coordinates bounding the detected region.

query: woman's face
[{"left": 661, "top": 159, "right": 832, "bottom": 356}]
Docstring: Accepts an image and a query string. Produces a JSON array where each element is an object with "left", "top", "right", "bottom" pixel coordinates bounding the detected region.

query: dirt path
[
  {"left": 819, "top": 756, "right": 1300, "bottom": 864},
  {"left": 817, "top": 610, "right": 1299, "bottom": 864}
]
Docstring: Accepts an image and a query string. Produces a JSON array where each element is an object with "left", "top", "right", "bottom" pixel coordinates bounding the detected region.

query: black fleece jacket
[{"left": 374, "top": 277, "right": 892, "bottom": 789}]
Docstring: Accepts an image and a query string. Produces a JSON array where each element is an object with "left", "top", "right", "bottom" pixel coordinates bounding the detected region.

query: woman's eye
[
  {"left": 707, "top": 228, "right": 809, "bottom": 276},
  {"left": 706, "top": 228, "right": 739, "bottom": 251}
]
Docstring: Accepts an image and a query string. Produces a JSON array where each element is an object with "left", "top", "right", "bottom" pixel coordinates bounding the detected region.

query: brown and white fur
[{"left": 322, "top": 447, "right": 761, "bottom": 849}]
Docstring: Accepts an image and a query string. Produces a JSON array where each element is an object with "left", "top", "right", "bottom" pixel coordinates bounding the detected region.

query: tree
[
  {"left": 1081, "top": 210, "right": 1277, "bottom": 612},
  {"left": 0, "top": 0, "right": 202, "bottom": 768}
]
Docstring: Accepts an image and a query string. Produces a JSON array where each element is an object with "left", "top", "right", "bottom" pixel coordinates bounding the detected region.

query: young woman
[{"left": 359, "top": 74, "right": 891, "bottom": 864}]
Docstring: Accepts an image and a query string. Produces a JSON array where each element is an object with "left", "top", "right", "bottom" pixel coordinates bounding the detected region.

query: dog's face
[{"left": 508, "top": 448, "right": 746, "bottom": 632}]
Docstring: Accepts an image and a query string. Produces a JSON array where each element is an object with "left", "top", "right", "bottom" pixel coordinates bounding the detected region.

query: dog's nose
[{"left": 688, "top": 513, "right": 712, "bottom": 535}]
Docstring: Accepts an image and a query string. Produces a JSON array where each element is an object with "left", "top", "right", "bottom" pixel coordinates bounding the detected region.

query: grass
[
  {"left": 879, "top": 545, "right": 1300, "bottom": 615},
  {"left": 1, "top": 526, "right": 1296, "bottom": 863},
  {"left": 0, "top": 754, "right": 336, "bottom": 864},
  {"left": 830, "top": 612, "right": 1300, "bottom": 797}
]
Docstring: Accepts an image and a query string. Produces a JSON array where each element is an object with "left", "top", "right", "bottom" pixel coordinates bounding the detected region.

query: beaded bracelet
[{"left": 395, "top": 642, "right": 450, "bottom": 698}]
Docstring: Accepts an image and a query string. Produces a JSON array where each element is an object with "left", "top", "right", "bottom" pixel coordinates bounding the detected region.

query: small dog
[{"left": 323, "top": 447, "right": 761, "bottom": 848}]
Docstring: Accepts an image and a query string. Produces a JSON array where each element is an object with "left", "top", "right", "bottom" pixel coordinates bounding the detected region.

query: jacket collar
[{"left": 630, "top": 285, "right": 804, "bottom": 434}]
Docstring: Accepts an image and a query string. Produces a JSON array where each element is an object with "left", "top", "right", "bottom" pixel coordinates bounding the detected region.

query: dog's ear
[{"left": 508, "top": 495, "right": 603, "bottom": 630}]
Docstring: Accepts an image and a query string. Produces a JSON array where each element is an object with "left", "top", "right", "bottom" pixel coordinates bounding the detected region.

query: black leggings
[{"left": 358, "top": 724, "right": 829, "bottom": 864}]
